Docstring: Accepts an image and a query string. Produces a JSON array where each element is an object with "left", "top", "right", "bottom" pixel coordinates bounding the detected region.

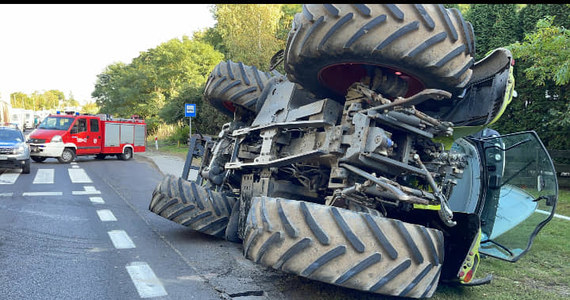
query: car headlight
[
  {"left": 14, "top": 143, "right": 26, "bottom": 154},
  {"left": 51, "top": 135, "right": 63, "bottom": 143}
]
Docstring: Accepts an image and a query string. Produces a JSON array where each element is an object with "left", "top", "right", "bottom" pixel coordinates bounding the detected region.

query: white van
[
  {"left": 23, "top": 110, "right": 34, "bottom": 130},
  {"left": 10, "top": 108, "right": 25, "bottom": 130}
]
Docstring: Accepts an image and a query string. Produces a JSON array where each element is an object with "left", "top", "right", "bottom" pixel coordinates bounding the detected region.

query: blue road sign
[{"left": 185, "top": 103, "right": 196, "bottom": 117}]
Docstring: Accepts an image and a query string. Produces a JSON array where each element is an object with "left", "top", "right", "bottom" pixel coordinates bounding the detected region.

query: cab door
[
  {"left": 86, "top": 118, "right": 102, "bottom": 154},
  {"left": 70, "top": 117, "right": 101, "bottom": 155}
]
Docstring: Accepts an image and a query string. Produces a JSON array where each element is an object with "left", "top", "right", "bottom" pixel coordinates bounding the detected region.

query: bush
[
  {"left": 151, "top": 121, "right": 181, "bottom": 141},
  {"left": 167, "top": 124, "right": 190, "bottom": 145}
]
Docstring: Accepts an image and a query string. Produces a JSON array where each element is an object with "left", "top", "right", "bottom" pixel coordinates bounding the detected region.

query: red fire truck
[{"left": 27, "top": 112, "right": 146, "bottom": 163}]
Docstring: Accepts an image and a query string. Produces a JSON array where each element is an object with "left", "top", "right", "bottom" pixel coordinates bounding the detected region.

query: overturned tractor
[{"left": 149, "top": 4, "right": 558, "bottom": 298}]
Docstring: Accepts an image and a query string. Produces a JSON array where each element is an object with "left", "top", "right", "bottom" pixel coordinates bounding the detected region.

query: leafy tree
[
  {"left": 92, "top": 36, "right": 224, "bottom": 124},
  {"left": 509, "top": 16, "right": 569, "bottom": 86},
  {"left": 43, "top": 90, "right": 65, "bottom": 110},
  {"left": 92, "top": 62, "right": 132, "bottom": 117},
  {"left": 507, "top": 17, "right": 569, "bottom": 149},
  {"left": 9, "top": 90, "right": 67, "bottom": 110},
  {"left": 196, "top": 4, "right": 300, "bottom": 74},
  {"left": 465, "top": 4, "right": 520, "bottom": 60},
  {"left": 159, "top": 83, "right": 230, "bottom": 136},
  {"left": 9, "top": 92, "right": 28, "bottom": 109},
  {"left": 81, "top": 101, "right": 99, "bottom": 114},
  {"left": 276, "top": 4, "right": 302, "bottom": 46},
  {"left": 214, "top": 4, "right": 283, "bottom": 70},
  {"left": 193, "top": 26, "right": 229, "bottom": 59},
  {"left": 493, "top": 16, "right": 569, "bottom": 150},
  {"left": 519, "top": 4, "right": 570, "bottom": 34}
]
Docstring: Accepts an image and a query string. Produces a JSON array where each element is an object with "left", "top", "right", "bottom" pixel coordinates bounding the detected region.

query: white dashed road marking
[
  {"left": 72, "top": 185, "right": 101, "bottom": 195},
  {"left": 0, "top": 193, "right": 13, "bottom": 197},
  {"left": 126, "top": 262, "right": 168, "bottom": 298},
  {"left": 22, "top": 192, "right": 63, "bottom": 196},
  {"left": 96, "top": 209, "right": 117, "bottom": 222},
  {"left": 33, "top": 169, "right": 54, "bottom": 184},
  {"left": 90, "top": 196, "right": 105, "bottom": 204},
  {"left": 68, "top": 169, "right": 92, "bottom": 183},
  {"left": 107, "top": 230, "right": 136, "bottom": 249}
]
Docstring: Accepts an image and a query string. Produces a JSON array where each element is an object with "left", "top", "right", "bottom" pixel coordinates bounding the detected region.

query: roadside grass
[
  {"left": 556, "top": 188, "right": 570, "bottom": 216},
  {"left": 145, "top": 138, "right": 190, "bottom": 159},
  {"left": 434, "top": 188, "right": 570, "bottom": 299},
  {"left": 147, "top": 137, "right": 570, "bottom": 299}
]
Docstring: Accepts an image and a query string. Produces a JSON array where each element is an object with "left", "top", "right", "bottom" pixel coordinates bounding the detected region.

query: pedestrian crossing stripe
[
  {"left": 0, "top": 172, "right": 19, "bottom": 184},
  {"left": 0, "top": 167, "right": 93, "bottom": 185},
  {"left": 33, "top": 169, "right": 55, "bottom": 184}
]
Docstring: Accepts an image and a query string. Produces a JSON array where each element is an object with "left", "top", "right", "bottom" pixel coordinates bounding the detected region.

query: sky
[{"left": 0, "top": 4, "right": 216, "bottom": 106}]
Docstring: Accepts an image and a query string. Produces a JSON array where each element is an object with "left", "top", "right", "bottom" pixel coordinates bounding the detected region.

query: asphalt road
[{"left": 0, "top": 156, "right": 222, "bottom": 299}]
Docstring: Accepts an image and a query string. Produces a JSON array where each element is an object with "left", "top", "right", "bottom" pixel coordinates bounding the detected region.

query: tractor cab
[
  {"left": 450, "top": 130, "right": 558, "bottom": 261},
  {"left": 473, "top": 131, "right": 558, "bottom": 261}
]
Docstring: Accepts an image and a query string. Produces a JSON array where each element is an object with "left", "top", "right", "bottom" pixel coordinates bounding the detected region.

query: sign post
[
  {"left": 183, "top": 103, "right": 198, "bottom": 181},
  {"left": 185, "top": 103, "right": 196, "bottom": 139}
]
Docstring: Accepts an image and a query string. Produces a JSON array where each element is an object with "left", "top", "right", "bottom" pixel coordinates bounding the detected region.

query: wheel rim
[
  {"left": 318, "top": 63, "right": 425, "bottom": 98},
  {"left": 62, "top": 150, "right": 73, "bottom": 162}
]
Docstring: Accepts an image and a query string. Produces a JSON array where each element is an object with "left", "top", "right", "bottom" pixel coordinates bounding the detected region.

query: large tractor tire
[
  {"left": 243, "top": 196, "right": 444, "bottom": 298},
  {"left": 204, "top": 60, "right": 282, "bottom": 117},
  {"left": 149, "top": 175, "right": 237, "bottom": 239},
  {"left": 284, "top": 4, "right": 475, "bottom": 100}
]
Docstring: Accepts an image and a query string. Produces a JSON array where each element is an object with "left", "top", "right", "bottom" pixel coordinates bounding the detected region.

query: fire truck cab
[{"left": 27, "top": 112, "right": 146, "bottom": 163}]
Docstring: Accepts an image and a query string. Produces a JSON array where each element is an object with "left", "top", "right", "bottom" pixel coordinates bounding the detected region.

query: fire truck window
[
  {"left": 90, "top": 119, "right": 99, "bottom": 132},
  {"left": 77, "top": 119, "right": 87, "bottom": 133}
]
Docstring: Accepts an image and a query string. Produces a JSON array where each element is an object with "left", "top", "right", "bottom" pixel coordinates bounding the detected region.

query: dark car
[{"left": 0, "top": 125, "right": 31, "bottom": 174}]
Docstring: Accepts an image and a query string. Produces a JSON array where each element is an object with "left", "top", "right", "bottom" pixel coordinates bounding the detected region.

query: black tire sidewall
[
  {"left": 22, "top": 159, "right": 31, "bottom": 174},
  {"left": 120, "top": 148, "right": 133, "bottom": 160},
  {"left": 31, "top": 156, "right": 46, "bottom": 163},
  {"left": 285, "top": 4, "right": 475, "bottom": 99}
]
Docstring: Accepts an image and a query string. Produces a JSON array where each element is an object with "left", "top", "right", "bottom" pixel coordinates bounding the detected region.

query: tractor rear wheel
[
  {"left": 204, "top": 60, "right": 281, "bottom": 117},
  {"left": 149, "top": 175, "right": 237, "bottom": 239},
  {"left": 243, "top": 196, "right": 444, "bottom": 298},
  {"left": 284, "top": 4, "right": 475, "bottom": 99}
]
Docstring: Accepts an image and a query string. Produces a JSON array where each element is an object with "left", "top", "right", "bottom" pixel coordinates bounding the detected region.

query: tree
[
  {"left": 81, "top": 101, "right": 99, "bottom": 114},
  {"left": 159, "top": 83, "right": 230, "bottom": 136},
  {"left": 465, "top": 4, "right": 520, "bottom": 60},
  {"left": 493, "top": 16, "right": 569, "bottom": 150},
  {"left": 507, "top": 17, "right": 569, "bottom": 147},
  {"left": 10, "top": 92, "right": 28, "bottom": 109},
  {"left": 92, "top": 37, "right": 224, "bottom": 124},
  {"left": 196, "top": 4, "right": 300, "bottom": 74},
  {"left": 214, "top": 4, "right": 283, "bottom": 70},
  {"left": 9, "top": 90, "right": 67, "bottom": 110},
  {"left": 193, "top": 26, "right": 229, "bottom": 59},
  {"left": 43, "top": 90, "right": 65, "bottom": 110},
  {"left": 519, "top": 4, "right": 570, "bottom": 34},
  {"left": 509, "top": 16, "right": 569, "bottom": 86},
  {"left": 275, "top": 4, "right": 302, "bottom": 46}
]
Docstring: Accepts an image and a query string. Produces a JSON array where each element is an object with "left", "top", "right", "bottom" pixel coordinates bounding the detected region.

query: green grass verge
[
  {"left": 146, "top": 140, "right": 191, "bottom": 159},
  {"left": 434, "top": 188, "right": 570, "bottom": 299},
  {"left": 556, "top": 189, "right": 570, "bottom": 216}
]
